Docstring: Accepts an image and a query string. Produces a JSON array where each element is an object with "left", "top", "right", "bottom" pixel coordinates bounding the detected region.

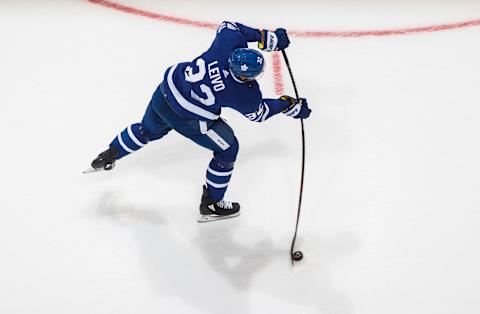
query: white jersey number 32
[{"left": 185, "top": 58, "right": 215, "bottom": 106}]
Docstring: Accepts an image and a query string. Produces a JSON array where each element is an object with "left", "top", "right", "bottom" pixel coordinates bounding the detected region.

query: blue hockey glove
[
  {"left": 259, "top": 28, "right": 290, "bottom": 51},
  {"left": 280, "top": 96, "right": 312, "bottom": 119}
]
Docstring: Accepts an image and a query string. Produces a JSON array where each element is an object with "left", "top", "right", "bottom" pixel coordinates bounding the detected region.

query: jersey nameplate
[{"left": 207, "top": 61, "right": 225, "bottom": 92}]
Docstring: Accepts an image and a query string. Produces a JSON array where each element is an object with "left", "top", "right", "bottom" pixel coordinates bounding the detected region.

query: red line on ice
[
  {"left": 87, "top": 0, "right": 480, "bottom": 38},
  {"left": 88, "top": 0, "right": 218, "bottom": 29},
  {"left": 87, "top": 0, "right": 480, "bottom": 96}
]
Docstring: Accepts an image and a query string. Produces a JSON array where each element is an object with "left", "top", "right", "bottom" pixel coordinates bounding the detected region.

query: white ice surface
[{"left": 1, "top": 1, "right": 479, "bottom": 313}]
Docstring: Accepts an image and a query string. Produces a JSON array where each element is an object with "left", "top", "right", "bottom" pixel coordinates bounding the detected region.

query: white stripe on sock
[
  {"left": 207, "top": 166, "right": 233, "bottom": 177},
  {"left": 117, "top": 134, "right": 134, "bottom": 153},
  {"left": 206, "top": 178, "right": 229, "bottom": 189},
  {"left": 127, "top": 125, "right": 145, "bottom": 147}
]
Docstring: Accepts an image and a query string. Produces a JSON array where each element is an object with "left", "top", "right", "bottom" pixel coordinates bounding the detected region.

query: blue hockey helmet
[{"left": 228, "top": 48, "right": 265, "bottom": 81}]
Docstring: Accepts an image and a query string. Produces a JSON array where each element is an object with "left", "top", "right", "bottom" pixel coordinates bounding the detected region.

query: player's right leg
[
  {"left": 191, "top": 121, "right": 240, "bottom": 222},
  {"left": 164, "top": 117, "right": 241, "bottom": 222}
]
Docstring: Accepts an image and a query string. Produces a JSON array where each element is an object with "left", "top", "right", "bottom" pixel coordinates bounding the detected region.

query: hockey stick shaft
[
  {"left": 281, "top": 50, "right": 306, "bottom": 264},
  {"left": 281, "top": 50, "right": 300, "bottom": 99}
]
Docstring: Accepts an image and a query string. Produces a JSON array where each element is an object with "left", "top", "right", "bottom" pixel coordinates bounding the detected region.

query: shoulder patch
[{"left": 245, "top": 102, "right": 270, "bottom": 122}]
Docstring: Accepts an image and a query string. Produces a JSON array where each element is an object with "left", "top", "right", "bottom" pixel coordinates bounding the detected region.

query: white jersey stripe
[
  {"left": 117, "top": 134, "right": 134, "bottom": 153},
  {"left": 127, "top": 125, "right": 145, "bottom": 147},
  {"left": 206, "top": 178, "right": 230, "bottom": 189},
  {"left": 207, "top": 166, "right": 233, "bottom": 177},
  {"left": 199, "top": 121, "right": 208, "bottom": 134},
  {"left": 167, "top": 65, "right": 220, "bottom": 120},
  {"left": 261, "top": 103, "right": 270, "bottom": 122}
]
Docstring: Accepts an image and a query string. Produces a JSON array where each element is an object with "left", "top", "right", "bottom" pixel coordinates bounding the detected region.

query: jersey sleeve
[
  {"left": 227, "top": 87, "right": 291, "bottom": 122},
  {"left": 242, "top": 98, "right": 291, "bottom": 122},
  {"left": 215, "top": 21, "right": 262, "bottom": 44},
  {"left": 235, "top": 22, "right": 262, "bottom": 42}
]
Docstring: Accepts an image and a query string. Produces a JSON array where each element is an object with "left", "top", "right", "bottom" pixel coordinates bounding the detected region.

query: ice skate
[
  {"left": 83, "top": 146, "right": 119, "bottom": 174},
  {"left": 197, "top": 185, "right": 240, "bottom": 223}
]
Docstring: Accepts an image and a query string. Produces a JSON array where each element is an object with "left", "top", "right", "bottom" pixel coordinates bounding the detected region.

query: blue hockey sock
[
  {"left": 205, "top": 158, "right": 234, "bottom": 202},
  {"left": 110, "top": 123, "right": 149, "bottom": 159}
]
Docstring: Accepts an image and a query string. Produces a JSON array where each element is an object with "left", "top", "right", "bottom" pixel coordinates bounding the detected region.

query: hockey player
[{"left": 86, "top": 21, "right": 311, "bottom": 222}]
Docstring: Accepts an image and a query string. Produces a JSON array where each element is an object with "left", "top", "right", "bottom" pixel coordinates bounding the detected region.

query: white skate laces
[{"left": 216, "top": 199, "right": 233, "bottom": 210}]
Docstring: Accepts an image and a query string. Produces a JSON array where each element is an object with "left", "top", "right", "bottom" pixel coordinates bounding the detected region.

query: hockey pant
[{"left": 109, "top": 82, "right": 238, "bottom": 202}]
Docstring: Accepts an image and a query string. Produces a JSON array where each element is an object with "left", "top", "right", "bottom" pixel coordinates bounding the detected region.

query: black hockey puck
[{"left": 292, "top": 251, "right": 303, "bottom": 261}]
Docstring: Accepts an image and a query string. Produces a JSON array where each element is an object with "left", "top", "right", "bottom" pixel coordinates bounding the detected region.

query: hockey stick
[{"left": 281, "top": 50, "right": 306, "bottom": 265}]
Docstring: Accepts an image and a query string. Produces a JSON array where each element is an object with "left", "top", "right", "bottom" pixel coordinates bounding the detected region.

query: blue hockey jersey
[{"left": 162, "top": 21, "right": 290, "bottom": 122}]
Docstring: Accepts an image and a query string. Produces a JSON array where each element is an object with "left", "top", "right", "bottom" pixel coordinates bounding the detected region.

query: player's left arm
[
  {"left": 235, "top": 22, "right": 290, "bottom": 51},
  {"left": 218, "top": 21, "right": 290, "bottom": 51}
]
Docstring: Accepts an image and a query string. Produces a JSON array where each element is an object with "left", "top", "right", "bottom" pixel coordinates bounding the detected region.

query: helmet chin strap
[
  {"left": 229, "top": 69, "right": 264, "bottom": 83},
  {"left": 229, "top": 69, "right": 247, "bottom": 83},
  {"left": 253, "top": 71, "right": 264, "bottom": 81}
]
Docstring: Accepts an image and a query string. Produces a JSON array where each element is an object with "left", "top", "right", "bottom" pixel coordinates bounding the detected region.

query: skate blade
[
  {"left": 197, "top": 212, "right": 240, "bottom": 223},
  {"left": 82, "top": 167, "right": 103, "bottom": 174}
]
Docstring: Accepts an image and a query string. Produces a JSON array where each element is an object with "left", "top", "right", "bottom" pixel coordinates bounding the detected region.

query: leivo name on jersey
[{"left": 207, "top": 61, "right": 226, "bottom": 92}]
